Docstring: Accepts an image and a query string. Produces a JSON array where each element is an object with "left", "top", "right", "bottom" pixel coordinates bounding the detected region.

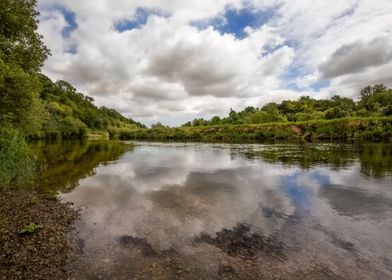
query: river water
[{"left": 34, "top": 141, "right": 392, "bottom": 279}]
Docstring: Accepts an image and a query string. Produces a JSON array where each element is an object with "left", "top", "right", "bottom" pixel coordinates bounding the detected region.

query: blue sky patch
[
  {"left": 311, "top": 80, "right": 331, "bottom": 91},
  {"left": 114, "top": 8, "right": 168, "bottom": 32},
  {"left": 193, "top": 6, "right": 275, "bottom": 39},
  {"left": 281, "top": 62, "right": 331, "bottom": 93},
  {"left": 311, "top": 171, "right": 331, "bottom": 186},
  {"left": 285, "top": 83, "right": 302, "bottom": 92},
  {"left": 262, "top": 44, "right": 284, "bottom": 56},
  {"left": 47, "top": 5, "right": 78, "bottom": 38},
  {"left": 65, "top": 44, "right": 77, "bottom": 55},
  {"left": 281, "top": 67, "right": 304, "bottom": 92},
  {"left": 282, "top": 173, "right": 311, "bottom": 209},
  {"left": 281, "top": 171, "right": 332, "bottom": 210}
]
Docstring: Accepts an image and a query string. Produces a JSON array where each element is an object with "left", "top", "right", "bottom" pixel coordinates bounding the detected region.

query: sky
[{"left": 37, "top": 0, "right": 392, "bottom": 126}]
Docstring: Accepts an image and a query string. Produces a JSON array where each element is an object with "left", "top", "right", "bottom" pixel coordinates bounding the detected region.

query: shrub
[{"left": 0, "top": 128, "right": 35, "bottom": 187}]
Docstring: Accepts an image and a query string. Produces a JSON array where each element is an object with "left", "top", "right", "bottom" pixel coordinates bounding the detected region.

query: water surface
[{"left": 35, "top": 141, "right": 392, "bottom": 279}]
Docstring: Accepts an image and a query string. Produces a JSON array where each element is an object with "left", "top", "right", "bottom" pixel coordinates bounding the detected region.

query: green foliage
[
  {"left": 26, "top": 195, "right": 39, "bottom": 206},
  {"left": 0, "top": 0, "right": 49, "bottom": 72},
  {"left": 44, "top": 190, "right": 59, "bottom": 200},
  {"left": 294, "top": 111, "right": 324, "bottom": 121},
  {"left": 151, "top": 122, "right": 168, "bottom": 129},
  {"left": 124, "top": 117, "right": 392, "bottom": 142},
  {"left": 19, "top": 223, "right": 43, "bottom": 234},
  {"left": 177, "top": 85, "right": 391, "bottom": 127},
  {"left": 0, "top": 57, "right": 46, "bottom": 134},
  {"left": 324, "top": 107, "right": 350, "bottom": 119},
  {"left": 0, "top": 0, "right": 47, "bottom": 188},
  {"left": 123, "top": 85, "right": 391, "bottom": 143},
  {"left": 0, "top": 0, "right": 48, "bottom": 135},
  {"left": 359, "top": 85, "right": 392, "bottom": 115},
  {"left": 31, "top": 75, "right": 145, "bottom": 139},
  {"left": 0, "top": 128, "right": 35, "bottom": 187}
]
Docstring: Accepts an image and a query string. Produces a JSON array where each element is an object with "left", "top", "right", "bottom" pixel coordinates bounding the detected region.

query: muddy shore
[{"left": 0, "top": 190, "right": 78, "bottom": 280}]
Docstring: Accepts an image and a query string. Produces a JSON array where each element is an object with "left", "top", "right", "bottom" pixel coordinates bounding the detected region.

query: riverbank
[
  {"left": 0, "top": 190, "right": 78, "bottom": 280},
  {"left": 120, "top": 117, "right": 392, "bottom": 142}
]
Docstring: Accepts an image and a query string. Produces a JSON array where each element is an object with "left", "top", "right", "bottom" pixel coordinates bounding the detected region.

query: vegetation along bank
[
  {"left": 128, "top": 84, "right": 392, "bottom": 142},
  {"left": 121, "top": 117, "right": 392, "bottom": 142}
]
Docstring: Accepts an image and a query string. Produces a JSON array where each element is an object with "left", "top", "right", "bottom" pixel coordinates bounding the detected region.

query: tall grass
[{"left": 0, "top": 128, "right": 35, "bottom": 187}]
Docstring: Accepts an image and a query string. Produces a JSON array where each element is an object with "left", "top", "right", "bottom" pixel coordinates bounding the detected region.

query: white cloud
[
  {"left": 319, "top": 37, "right": 392, "bottom": 79},
  {"left": 37, "top": 0, "right": 392, "bottom": 125},
  {"left": 269, "top": 0, "right": 392, "bottom": 91}
]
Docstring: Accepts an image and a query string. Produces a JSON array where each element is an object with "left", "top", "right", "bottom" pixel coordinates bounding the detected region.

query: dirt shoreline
[{"left": 0, "top": 190, "right": 79, "bottom": 280}]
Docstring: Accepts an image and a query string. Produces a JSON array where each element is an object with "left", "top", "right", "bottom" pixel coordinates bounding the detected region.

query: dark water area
[{"left": 32, "top": 141, "right": 392, "bottom": 279}]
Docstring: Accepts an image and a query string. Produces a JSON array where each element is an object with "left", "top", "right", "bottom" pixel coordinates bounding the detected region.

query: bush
[{"left": 0, "top": 128, "right": 35, "bottom": 187}]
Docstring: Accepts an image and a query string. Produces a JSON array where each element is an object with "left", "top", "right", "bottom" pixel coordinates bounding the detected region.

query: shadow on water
[
  {"left": 117, "top": 235, "right": 158, "bottom": 257},
  {"left": 261, "top": 207, "right": 357, "bottom": 253},
  {"left": 320, "top": 184, "right": 392, "bottom": 218},
  {"left": 194, "top": 223, "right": 286, "bottom": 261},
  {"left": 30, "top": 140, "right": 133, "bottom": 192}
]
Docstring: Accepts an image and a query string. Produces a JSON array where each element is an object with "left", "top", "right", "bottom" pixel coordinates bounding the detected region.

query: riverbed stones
[{"left": 0, "top": 190, "right": 78, "bottom": 280}]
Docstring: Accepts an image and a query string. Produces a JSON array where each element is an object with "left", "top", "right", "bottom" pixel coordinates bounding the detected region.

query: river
[{"left": 32, "top": 141, "right": 392, "bottom": 279}]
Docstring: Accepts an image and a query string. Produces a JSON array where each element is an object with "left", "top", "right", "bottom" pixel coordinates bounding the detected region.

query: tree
[
  {"left": 358, "top": 84, "right": 392, "bottom": 113},
  {"left": 0, "top": 61, "right": 46, "bottom": 134},
  {"left": 330, "top": 95, "right": 356, "bottom": 112},
  {"left": 244, "top": 106, "right": 256, "bottom": 114},
  {"left": 0, "top": 0, "right": 49, "bottom": 72},
  {"left": 210, "top": 116, "right": 221, "bottom": 125},
  {"left": 182, "top": 121, "right": 192, "bottom": 127},
  {"left": 0, "top": 0, "right": 50, "bottom": 185},
  {"left": 325, "top": 107, "right": 350, "bottom": 120},
  {"left": 259, "top": 103, "right": 287, "bottom": 123},
  {"left": 228, "top": 108, "right": 240, "bottom": 123},
  {"left": 192, "top": 118, "right": 207, "bottom": 126},
  {"left": 0, "top": 0, "right": 49, "bottom": 134},
  {"left": 151, "top": 122, "right": 167, "bottom": 129}
]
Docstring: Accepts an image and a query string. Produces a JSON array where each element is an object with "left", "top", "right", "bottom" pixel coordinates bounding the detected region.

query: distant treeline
[
  {"left": 31, "top": 75, "right": 145, "bottom": 139},
  {"left": 176, "top": 84, "right": 392, "bottom": 127},
  {"left": 119, "top": 117, "right": 392, "bottom": 142},
  {"left": 128, "top": 85, "right": 392, "bottom": 142}
]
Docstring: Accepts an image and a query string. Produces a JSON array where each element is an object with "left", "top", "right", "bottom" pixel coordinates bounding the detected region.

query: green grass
[
  {"left": 0, "top": 128, "right": 36, "bottom": 187},
  {"left": 25, "top": 195, "right": 39, "bottom": 206},
  {"left": 19, "top": 223, "right": 43, "bottom": 235}
]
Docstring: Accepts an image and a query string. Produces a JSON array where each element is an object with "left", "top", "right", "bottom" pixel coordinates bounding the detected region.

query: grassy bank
[
  {"left": 0, "top": 129, "right": 36, "bottom": 187},
  {"left": 121, "top": 117, "right": 392, "bottom": 142}
]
